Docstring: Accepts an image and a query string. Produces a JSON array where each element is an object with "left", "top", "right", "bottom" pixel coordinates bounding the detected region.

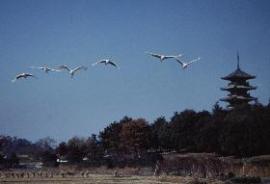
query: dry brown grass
[{"left": 0, "top": 174, "right": 224, "bottom": 184}]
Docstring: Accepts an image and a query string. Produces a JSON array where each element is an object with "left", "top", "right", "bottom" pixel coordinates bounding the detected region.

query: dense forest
[{"left": 1, "top": 102, "right": 270, "bottom": 168}]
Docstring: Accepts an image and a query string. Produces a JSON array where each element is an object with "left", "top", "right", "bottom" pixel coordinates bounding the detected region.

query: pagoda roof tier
[
  {"left": 221, "top": 84, "right": 257, "bottom": 91},
  {"left": 221, "top": 68, "right": 255, "bottom": 81},
  {"left": 220, "top": 95, "right": 257, "bottom": 102}
]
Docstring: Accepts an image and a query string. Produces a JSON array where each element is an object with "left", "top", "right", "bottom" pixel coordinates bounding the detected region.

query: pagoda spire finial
[{"left": 237, "top": 51, "right": 240, "bottom": 69}]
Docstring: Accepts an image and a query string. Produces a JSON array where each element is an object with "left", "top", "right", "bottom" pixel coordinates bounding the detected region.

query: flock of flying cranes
[{"left": 11, "top": 52, "right": 201, "bottom": 82}]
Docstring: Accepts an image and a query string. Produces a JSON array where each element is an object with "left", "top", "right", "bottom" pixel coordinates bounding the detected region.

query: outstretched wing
[
  {"left": 25, "top": 73, "right": 37, "bottom": 79},
  {"left": 187, "top": 57, "right": 201, "bottom": 65},
  {"left": 164, "top": 53, "right": 183, "bottom": 59},
  {"left": 30, "top": 66, "right": 44, "bottom": 70},
  {"left": 92, "top": 60, "right": 106, "bottom": 66},
  {"left": 48, "top": 67, "right": 61, "bottom": 72},
  {"left": 174, "top": 54, "right": 184, "bottom": 58},
  {"left": 175, "top": 58, "right": 184, "bottom": 66},
  {"left": 72, "top": 66, "right": 88, "bottom": 75},
  {"left": 145, "top": 52, "right": 162, "bottom": 59},
  {"left": 108, "top": 61, "right": 119, "bottom": 68},
  {"left": 57, "top": 65, "right": 71, "bottom": 72},
  {"left": 163, "top": 55, "right": 176, "bottom": 59}
]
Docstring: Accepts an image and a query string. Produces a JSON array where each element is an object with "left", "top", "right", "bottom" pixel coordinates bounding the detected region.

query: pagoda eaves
[
  {"left": 221, "top": 68, "right": 255, "bottom": 80},
  {"left": 220, "top": 52, "right": 257, "bottom": 109}
]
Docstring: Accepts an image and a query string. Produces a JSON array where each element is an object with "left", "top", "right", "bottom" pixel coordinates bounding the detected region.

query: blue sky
[{"left": 0, "top": 0, "right": 270, "bottom": 142}]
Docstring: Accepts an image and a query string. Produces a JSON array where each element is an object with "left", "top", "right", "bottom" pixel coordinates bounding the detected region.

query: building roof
[
  {"left": 220, "top": 95, "right": 257, "bottom": 102},
  {"left": 221, "top": 84, "right": 257, "bottom": 91},
  {"left": 221, "top": 68, "right": 255, "bottom": 80},
  {"left": 222, "top": 53, "right": 255, "bottom": 80}
]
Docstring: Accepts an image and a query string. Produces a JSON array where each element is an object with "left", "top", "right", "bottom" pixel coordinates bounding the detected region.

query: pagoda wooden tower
[{"left": 220, "top": 53, "right": 257, "bottom": 109}]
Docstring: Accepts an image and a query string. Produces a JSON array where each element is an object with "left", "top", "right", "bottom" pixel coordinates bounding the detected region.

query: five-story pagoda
[{"left": 220, "top": 53, "right": 257, "bottom": 109}]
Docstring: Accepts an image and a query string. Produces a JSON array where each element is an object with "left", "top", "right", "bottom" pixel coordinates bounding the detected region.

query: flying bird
[
  {"left": 30, "top": 66, "right": 61, "bottom": 73},
  {"left": 57, "top": 65, "right": 88, "bottom": 78},
  {"left": 145, "top": 52, "right": 183, "bottom": 62},
  {"left": 92, "top": 59, "right": 119, "bottom": 68},
  {"left": 12, "top": 73, "right": 36, "bottom": 82},
  {"left": 175, "top": 57, "right": 201, "bottom": 69}
]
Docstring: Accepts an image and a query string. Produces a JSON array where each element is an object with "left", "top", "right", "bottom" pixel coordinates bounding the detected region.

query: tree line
[
  {"left": 98, "top": 102, "right": 270, "bottom": 158},
  {"left": 1, "top": 102, "right": 270, "bottom": 168}
]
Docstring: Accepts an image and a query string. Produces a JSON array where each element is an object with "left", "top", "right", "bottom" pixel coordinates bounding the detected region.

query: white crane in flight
[
  {"left": 175, "top": 57, "right": 201, "bottom": 69},
  {"left": 12, "top": 73, "right": 36, "bottom": 82},
  {"left": 145, "top": 52, "right": 183, "bottom": 62},
  {"left": 92, "top": 59, "right": 119, "bottom": 68},
  {"left": 57, "top": 65, "right": 88, "bottom": 78},
  {"left": 30, "top": 66, "right": 61, "bottom": 73}
]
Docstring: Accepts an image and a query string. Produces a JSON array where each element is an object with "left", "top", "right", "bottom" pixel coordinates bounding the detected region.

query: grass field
[{"left": 0, "top": 174, "right": 224, "bottom": 184}]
